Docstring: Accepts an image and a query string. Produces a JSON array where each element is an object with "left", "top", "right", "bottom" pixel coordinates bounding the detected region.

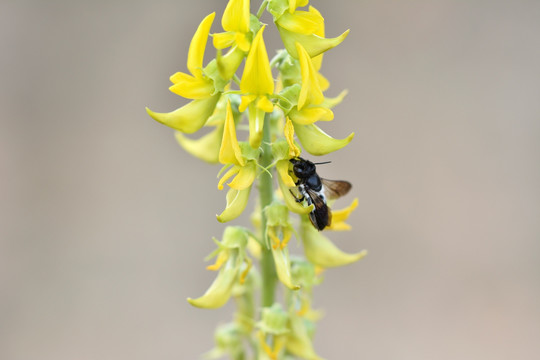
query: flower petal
[
  {"left": 218, "top": 166, "right": 241, "bottom": 190},
  {"left": 146, "top": 94, "right": 220, "bottom": 133},
  {"left": 322, "top": 89, "right": 348, "bottom": 109},
  {"left": 277, "top": 24, "right": 349, "bottom": 59},
  {"left": 272, "top": 246, "right": 300, "bottom": 290},
  {"left": 228, "top": 161, "right": 257, "bottom": 190},
  {"left": 222, "top": 0, "right": 250, "bottom": 33},
  {"left": 187, "top": 258, "right": 240, "bottom": 309},
  {"left": 175, "top": 125, "right": 224, "bottom": 163},
  {"left": 169, "top": 72, "right": 214, "bottom": 99},
  {"left": 240, "top": 26, "right": 274, "bottom": 96},
  {"left": 213, "top": 31, "right": 236, "bottom": 50},
  {"left": 247, "top": 104, "right": 264, "bottom": 149},
  {"left": 217, "top": 187, "right": 251, "bottom": 223},
  {"left": 278, "top": 8, "right": 322, "bottom": 35},
  {"left": 300, "top": 220, "right": 367, "bottom": 268},
  {"left": 276, "top": 160, "right": 296, "bottom": 187},
  {"left": 187, "top": 13, "right": 216, "bottom": 78},
  {"left": 293, "top": 122, "right": 354, "bottom": 156},
  {"left": 278, "top": 173, "right": 313, "bottom": 214},
  {"left": 284, "top": 118, "right": 301, "bottom": 158},
  {"left": 286, "top": 314, "right": 324, "bottom": 360},
  {"left": 288, "top": 105, "right": 333, "bottom": 125},
  {"left": 297, "top": 42, "right": 324, "bottom": 109},
  {"left": 219, "top": 100, "right": 246, "bottom": 166}
]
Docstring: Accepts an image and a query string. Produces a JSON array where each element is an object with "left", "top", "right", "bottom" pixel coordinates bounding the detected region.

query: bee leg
[{"left": 289, "top": 189, "right": 304, "bottom": 203}]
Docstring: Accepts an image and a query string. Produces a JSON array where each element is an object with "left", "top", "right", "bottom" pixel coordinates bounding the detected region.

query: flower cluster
[{"left": 147, "top": 0, "right": 366, "bottom": 358}]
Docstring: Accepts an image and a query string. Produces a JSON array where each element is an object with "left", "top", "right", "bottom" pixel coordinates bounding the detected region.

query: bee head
[{"left": 290, "top": 157, "right": 316, "bottom": 179}]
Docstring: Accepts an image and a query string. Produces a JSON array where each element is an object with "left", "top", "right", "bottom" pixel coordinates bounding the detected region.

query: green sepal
[
  {"left": 267, "top": 0, "right": 289, "bottom": 19},
  {"left": 277, "top": 84, "right": 301, "bottom": 113},
  {"left": 203, "top": 59, "right": 229, "bottom": 94}
]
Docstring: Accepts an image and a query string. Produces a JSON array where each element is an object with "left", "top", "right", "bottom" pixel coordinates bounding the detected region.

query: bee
[{"left": 290, "top": 157, "right": 352, "bottom": 231}]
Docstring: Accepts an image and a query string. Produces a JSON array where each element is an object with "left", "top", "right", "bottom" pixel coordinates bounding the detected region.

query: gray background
[{"left": 2, "top": 0, "right": 540, "bottom": 359}]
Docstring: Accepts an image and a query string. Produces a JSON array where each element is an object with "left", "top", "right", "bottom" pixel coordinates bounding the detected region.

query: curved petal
[
  {"left": 188, "top": 13, "right": 216, "bottom": 78},
  {"left": 174, "top": 125, "right": 224, "bottom": 163},
  {"left": 300, "top": 220, "right": 367, "bottom": 268},
  {"left": 213, "top": 31, "right": 236, "bottom": 50},
  {"left": 240, "top": 26, "right": 274, "bottom": 96},
  {"left": 222, "top": 0, "right": 250, "bottom": 33},
  {"left": 284, "top": 118, "right": 301, "bottom": 158},
  {"left": 322, "top": 89, "right": 348, "bottom": 109},
  {"left": 169, "top": 73, "right": 214, "bottom": 99},
  {"left": 289, "top": 106, "right": 333, "bottom": 125},
  {"left": 297, "top": 42, "right": 324, "bottom": 109},
  {"left": 276, "top": 159, "right": 296, "bottom": 187},
  {"left": 217, "top": 187, "right": 251, "bottom": 223},
  {"left": 146, "top": 94, "right": 220, "bottom": 133},
  {"left": 248, "top": 104, "right": 264, "bottom": 149},
  {"left": 218, "top": 166, "right": 241, "bottom": 190},
  {"left": 293, "top": 122, "right": 354, "bottom": 156},
  {"left": 278, "top": 174, "right": 313, "bottom": 214},
  {"left": 278, "top": 8, "right": 322, "bottom": 35},
  {"left": 277, "top": 24, "right": 349, "bottom": 59},
  {"left": 286, "top": 314, "right": 324, "bottom": 360},
  {"left": 228, "top": 161, "right": 257, "bottom": 190},
  {"left": 219, "top": 100, "right": 245, "bottom": 166},
  {"left": 187, "top": 260, "right": 239, "bottom": 309},
  {"left": 272, "top": 246, "right": 300, "bottom": 290}
]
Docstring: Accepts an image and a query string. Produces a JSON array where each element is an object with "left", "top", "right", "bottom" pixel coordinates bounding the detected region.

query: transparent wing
[{"left": 321, "top": 179, "right": 352, "bottom": 200}]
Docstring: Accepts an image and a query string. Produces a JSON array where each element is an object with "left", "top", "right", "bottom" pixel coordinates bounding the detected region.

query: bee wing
[
  {"left": 321, "top": 179, "right": 352, "bottom": 200},
  {"left": 306, "top": 188, "right": 332, "bottom": 231}
]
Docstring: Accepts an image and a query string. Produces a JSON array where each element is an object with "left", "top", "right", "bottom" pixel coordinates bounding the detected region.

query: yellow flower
[
  {"left": 300, "top": 218, "right": 367, "bottom": 268},
  {"left": 146, "top": 13, "right": 221, "bottom": 133},
  {"left": 285, "top": 311, "right": 323, "bottom": 360},
  {"left": 274, "top": 4, "right": 349, "bottom": 59},
  {"left": 169, "top": 13, "right": 216, "bottom": 99},
  {"left": 265, "top": 202, "right": 300, "bottom": 290},
  {"left": 188, "top": 227, "right": 251, "bottom": 309},
  {"left": 239, "top": 26, "right": 275, "bottom": 148},
  {"left": 174, "top": 95, "right": 236, "bottom": 163},
  {"left": 213, "top": 0, "right": 251, "bottom": 52},
  {"left": 288, "top": 42, "right": 333, "bottom": 125},
  {"left": 216, "top": 100, "right": 260, "bottom": 222}
]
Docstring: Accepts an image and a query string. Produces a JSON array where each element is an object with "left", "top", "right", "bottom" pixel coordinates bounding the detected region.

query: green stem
[
  {"left": 259, "top": 113, "right": 276, "bottom": 308},
  {"left": 256, "top": 0, "right": 268, "bottom": 19}
]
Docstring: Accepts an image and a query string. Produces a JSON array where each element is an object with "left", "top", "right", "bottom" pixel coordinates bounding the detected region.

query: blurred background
[{"left": 1, "top": 0, "right": 540, "bottom": 359}]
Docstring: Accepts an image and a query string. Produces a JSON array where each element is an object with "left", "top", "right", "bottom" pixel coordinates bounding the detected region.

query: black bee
[{"left": 290, "top": 157, "right": 352, "bottom": 231}]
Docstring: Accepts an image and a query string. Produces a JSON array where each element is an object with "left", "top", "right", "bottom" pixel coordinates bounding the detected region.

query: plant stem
[
  {"left": 256, "top": 0, "right": 268, "bottom": 19},
  {"left": 259, "top": 114, "right": 276, "bottom": 308}
]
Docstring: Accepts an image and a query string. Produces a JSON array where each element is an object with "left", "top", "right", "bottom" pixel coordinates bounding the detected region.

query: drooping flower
[
  {"left": 146, "top": 13, "right": 221, "bottom": 133},
  {"left": 268, "top": 0, "right": 349, "bottom": 59},
  {"left": 174, "top": 95, "right": 241, "bottom": 163},
  {"left": 264, "top": 202, "right": 300, "bottom": 290},
  {"left": 188, "top": 227, "right": 252, "bottom": 309},
  {"left": 216, "top": 99, "right": 260, "bottom": 222},
  {"left": 299, "top": 218, "right": 367, "bottom": 268},
  {"left": 169, "top": 13, "right": 216, "bottom": 99},
  {"left": 213, "top": 0, "right": 252, "bottom": 52},
  {"left": 239, "top": 26, "right": 275, "bottom": 148}
]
